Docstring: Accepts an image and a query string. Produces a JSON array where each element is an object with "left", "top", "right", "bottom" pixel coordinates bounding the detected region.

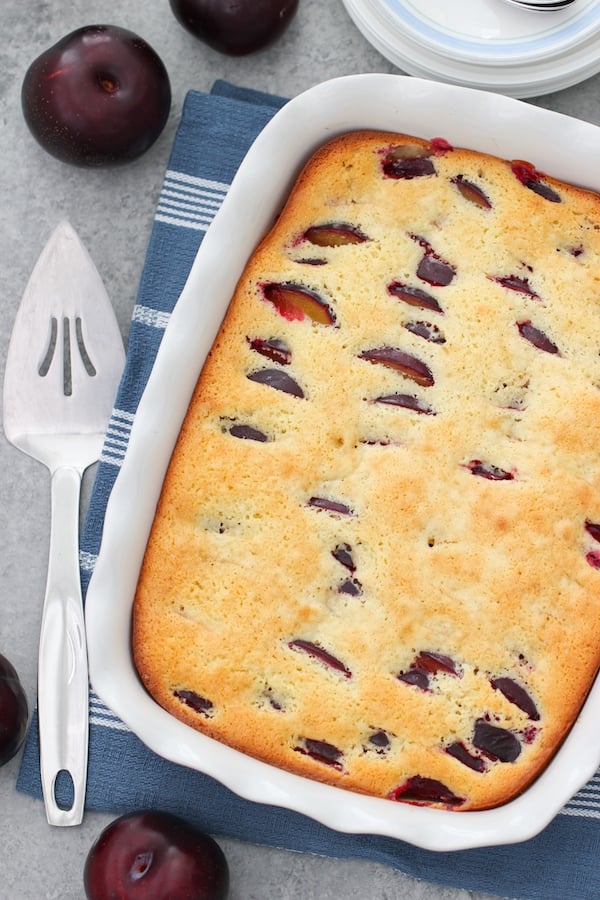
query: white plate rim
[
  {"left": 358, "top": 17, "right": 600, "bottom": 95},
  {"left": 342, "top": 0, "right": 600, "bottom": 96},
  {"left": 373, "top": 0, "right": 600, "bottom": 63},
  {"left": 86, "top": 74, "right": 600, "bottom": 852}
]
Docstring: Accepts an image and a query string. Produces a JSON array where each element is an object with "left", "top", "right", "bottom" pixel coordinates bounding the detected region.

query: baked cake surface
[{"left": 133, "top": 130, "right": 600, "bottom": 811}]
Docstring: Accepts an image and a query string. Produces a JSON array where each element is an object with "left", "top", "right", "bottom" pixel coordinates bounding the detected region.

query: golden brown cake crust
[{"left": 133, "top": 130, "right": 600, "bottom": 811}]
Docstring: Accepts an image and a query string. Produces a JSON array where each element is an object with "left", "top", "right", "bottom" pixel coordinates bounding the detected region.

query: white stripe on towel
[
  {"left": 132, "top": 305, "right": 171, "bottom": 330},
  {"left": 155, "top": 169, "right": 229, "bottom": 232},
  {"left": 560, "top": 772, "right": 600, "bottom": 817},
  {"left": 79, "top": 550, "right": 98, "bottom": 573},
  {"left": 99, "top": 408, "right": 136, "bottom": 466},
  {"left": 89, "top": 691, "right": 132, "bottom": 733}
]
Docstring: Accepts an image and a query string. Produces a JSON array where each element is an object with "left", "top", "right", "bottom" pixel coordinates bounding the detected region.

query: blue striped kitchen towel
[{"left": 17, "top": 81, "right": 600, "bottom": 900}]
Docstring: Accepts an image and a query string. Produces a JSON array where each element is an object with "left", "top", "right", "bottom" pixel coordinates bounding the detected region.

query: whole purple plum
[
  {"left": 169, "top": 0, "right": 299, "bottom": 55},
  {"left": 21, "top": 25, "right": 171, "bottom": 167}
]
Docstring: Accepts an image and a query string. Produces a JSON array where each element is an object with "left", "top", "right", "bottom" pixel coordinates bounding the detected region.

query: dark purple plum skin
[
  {"left": 169, "top": 0, "right": 298, "bottom": 56},
  {"left": 389, "top": 775, "right": 464, "bottom": 807},
  {"left": 83, "top": 810, "right": 229, "bottom": 900},
  {"left": 0, "top": 654, "right": 28, "bottom": 767},
  {"left": 473, "top": 719, "right": 521, "bottom": 763},
  {"left": 21, "top": 25, "right": 171, "bottom": 166}
]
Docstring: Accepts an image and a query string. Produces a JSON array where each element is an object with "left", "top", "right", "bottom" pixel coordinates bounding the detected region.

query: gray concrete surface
[{"left": 2, "top": 1, "right": 600, "bottom": 897}]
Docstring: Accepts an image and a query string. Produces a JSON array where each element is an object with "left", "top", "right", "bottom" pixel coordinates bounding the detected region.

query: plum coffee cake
[{"left": 133, "top": 130, "right": 600, "bottom": 810}]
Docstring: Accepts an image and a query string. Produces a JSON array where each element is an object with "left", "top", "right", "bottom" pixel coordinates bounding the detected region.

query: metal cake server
[{"left": 3, "top": 222, "right": 125, "bottom": 825}]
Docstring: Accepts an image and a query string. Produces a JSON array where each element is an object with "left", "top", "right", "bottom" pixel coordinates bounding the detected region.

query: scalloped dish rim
[{"left": 85, "top": 74, "right": 600, "bottom": 852}]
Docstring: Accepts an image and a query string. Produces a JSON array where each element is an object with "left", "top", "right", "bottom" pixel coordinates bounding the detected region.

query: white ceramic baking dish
[{"left": 85, "top": 74, "right": 600, "bottom": 851}]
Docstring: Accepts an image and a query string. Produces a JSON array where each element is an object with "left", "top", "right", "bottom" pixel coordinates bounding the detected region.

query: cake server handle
[{"left": 37, "top": 464, "right": 89, "bottom": 826}]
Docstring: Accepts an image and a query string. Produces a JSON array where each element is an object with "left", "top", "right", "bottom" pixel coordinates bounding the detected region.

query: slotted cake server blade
[{"left": 3, "top": 221, "right": 125, "bottom": 825}]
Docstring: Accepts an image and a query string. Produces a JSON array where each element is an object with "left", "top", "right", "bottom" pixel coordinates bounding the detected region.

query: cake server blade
[{"left": 3, "top": 221, "right": 125, "bottom": 825}]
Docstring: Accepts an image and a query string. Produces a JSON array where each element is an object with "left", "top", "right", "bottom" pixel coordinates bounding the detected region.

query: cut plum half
[
  {"left": 586, "top": 551, "right": 600, "bottom": 570},
  {"left": 411, "top": 235, "right": 455, "bottom": 287},
  {"left": 366, "top": 730, "right": 391, "bottom": 752},
  {"left": 302, "top": 222, "right": 369, "bottom": 246},
  {"left": 585, "top": 520, "right": 600, "bottom": 543},
  {"left": 584, "top": 519, "right": 600, "bottom": 567},
  {"left": 511, "top": 161, "right": 562, "bottom": 203},
  {"left": 404, "top": 320, "right": 446, "bottom": 344},
  {"left": 247, "top": 336, "right": 292, "bottom": 365},
  {"left": 288, "top": 639, "right": 352, "bottom": 678},
  {"left": 388, "top": 281, "right": 443, "bottom": 314},
  {"left": 397, "top": 668, "right": 430, "bottom": 691},
  {"left": 491, "top": 676, "right": 539, "bottom": 721},
  {"left": 446, "top": 741, "right": 486, "bottom": 773},
  {"left": 247, "top": 368, "right": 304, "bottom": 398},
  {"left": 173, "top": 689, "right": 214, "bottom": 718},
  {"left": 373, "top": 393, "right": 435, "bottom": 415},
  {"left": 295, "top": 256, "right": 328, "bottom": 266},
  {"left": 517, "top": 320, "right": 559, "bottom": 355},
  {"left": 382, "top": 143, "right": 436, "bottom": 179},
  {"left": 262, "top": 282, "right": 336, "bottom": 325},
  {"left": 465, "top": 460, "right": 514, "bottom": 481},
  {"left": 331, "top": 542, "right": 355, "bottom": 572},
  {"left": 473, "top": 719, "right": 521, "bottom": 763},
  {"left": 397, "top": 650, "right": 460, "bottom": 691},
  {"left": 307, "top": 496, "right": 354, "bottom": 516},
  {"left": 338, "top": 577, "right": 362, "bottom": 597},
  {"left": 490, "top": 274, "right": 540, "bottom": 300},
  {"left": 226, "top": 422, "right": 269, "bottom": 442},
  {"left": 388, "top": 776, "right": 465, "bottom": 807},
  {"left": 451, "top": 175, "right": 491, "bottom": 209},
  {"left": 294, "top": 737, "right": 344, "bottom": 770},
  {"left": 413, "top": 651, "right": 460, "bottom": 676},
  {"left": 359, "top": 347, "right": 434, "bottom": 387}
]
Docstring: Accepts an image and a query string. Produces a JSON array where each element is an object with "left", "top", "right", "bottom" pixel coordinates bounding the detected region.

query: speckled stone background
[{"left": 2, "top": 1, "right": 600, "bottom": 898}]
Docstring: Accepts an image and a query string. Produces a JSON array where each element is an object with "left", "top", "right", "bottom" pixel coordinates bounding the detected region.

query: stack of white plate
[{"left": 342, "top": 0, "right": 600, "bottom": 98}]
